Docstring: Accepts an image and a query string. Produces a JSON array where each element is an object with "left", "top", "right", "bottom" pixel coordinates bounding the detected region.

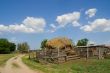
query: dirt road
[{"left": 0, "top": 55, "right": 42, "bottom": 73}]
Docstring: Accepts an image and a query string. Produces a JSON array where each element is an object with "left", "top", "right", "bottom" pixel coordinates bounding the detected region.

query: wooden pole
[
  {"left": 98, "top": 47, "right": 101, "bottom": 59},
  {"left": 58, "top": 47, "right": 60, "bottom": 57},
  {"left": 29, "top": 50, "right": 30, "bottom": 59},
  {"left": 57, "top": 47, "right": 60, "bottom": 63},
  {"left": 98, "top": 47, "right": 104, "bottom": 59},
  {"left": 45, "top": 48, "right": 46, "bottom": 56},
  {"left": 87, "top": 46, "right": 89, "bottom": 59},
  {"left": 44, "top": 48, "right": 46, "bottom": 61},
  {"left": 36, "top": 50, "right": 37, "bottom": 59}
]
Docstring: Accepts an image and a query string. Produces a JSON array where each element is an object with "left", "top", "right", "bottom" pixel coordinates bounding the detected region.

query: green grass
[
  {"left": 22, "top": 56, "right": 110, "bottom": 73},
  {"left": 0, "top": 54, "right": 14, "bottom": 66}
]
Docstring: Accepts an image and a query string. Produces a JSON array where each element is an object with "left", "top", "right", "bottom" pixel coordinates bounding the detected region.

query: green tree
[
  {"left": 41, "top": 39, "right": 48, "bottom": 49},
  {"left": 77, "top": 38, "right": 89, "bottom": 46},
  {"left": 9, "top": 43, "right": 16, "bottom": 52},
  {"left": 17, "top": 42, "right": 30, "bottom": 53},
  {"left": 0, "top": 38, "right": 16, "bottom": 54}
]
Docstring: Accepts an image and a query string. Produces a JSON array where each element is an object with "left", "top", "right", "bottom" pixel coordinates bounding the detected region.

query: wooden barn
[
  {"left": 38, "top": 37, "right": 80, "bottom": 63},
  {"left": 76, "top": 45, "right": 110, "bottom": 59}
]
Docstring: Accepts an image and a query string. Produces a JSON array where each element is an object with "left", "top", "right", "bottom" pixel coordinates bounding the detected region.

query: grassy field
[
  {"left": 22, "top": 56, "right": 110, "bottom": 73},
  {"left": 0, "top": 54, "right": 14, "bottom": 66}
]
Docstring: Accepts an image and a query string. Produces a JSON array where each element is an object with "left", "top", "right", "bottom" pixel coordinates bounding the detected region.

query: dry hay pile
[
  {"left": 45, "top": 37, "right": 76, "bottom": 55},
  {"left": 46, "top": 37, "right": 73, "bottom": 49}
]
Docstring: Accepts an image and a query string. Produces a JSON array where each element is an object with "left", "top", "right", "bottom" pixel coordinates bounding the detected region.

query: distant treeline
[
  {"left": 0, "top": 38, "right": 16, "bottom": 54},
  {"left": 0, "top": 38, "right": 30, "bottom": 54},
  {"left": 0, "top": 37, "right": 89, "bottom": 54}
]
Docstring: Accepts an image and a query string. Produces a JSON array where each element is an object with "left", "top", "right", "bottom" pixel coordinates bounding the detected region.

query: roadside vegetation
[
  {"left": 0, "top": 54, "right": 14, "bottom": 66},
  {"left": 22, "top": 55, "right": 110, "bottom": 73}
]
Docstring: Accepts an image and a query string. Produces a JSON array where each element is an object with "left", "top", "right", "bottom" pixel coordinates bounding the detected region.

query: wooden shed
[{"left": 76, "top": 45, "right": 110, "bottom": 59}]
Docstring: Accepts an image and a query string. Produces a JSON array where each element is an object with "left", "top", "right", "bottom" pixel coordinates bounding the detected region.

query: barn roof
[
  {"left": 77, "top": 45, "right": 110, "bottom": 49},
  {"left": 46, "top": 37, "right": 73, "bottom": 49}
]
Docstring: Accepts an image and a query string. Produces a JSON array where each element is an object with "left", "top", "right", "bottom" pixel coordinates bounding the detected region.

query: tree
[
  {"left": 0, "top": 38, "right": 16, "bottom": 54},
  {"left": 77, "top": 38, "right": 89, "bottom": 46},
  {"left": 9, "top": 43, "right": 16, "bottom": 52},
  {"left": 41, "top": 39, "right": 48, "bottom": 49},
  {"left": 17, "top": 42, "right": 30, "bottom": 53},
  {"left": 69, "top": 39, "right": 75, "bottom": 46}
]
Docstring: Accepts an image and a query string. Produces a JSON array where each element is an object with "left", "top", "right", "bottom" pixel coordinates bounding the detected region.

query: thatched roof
[{"left": 46, "top": 37, "right": 73, "bottom": 49}]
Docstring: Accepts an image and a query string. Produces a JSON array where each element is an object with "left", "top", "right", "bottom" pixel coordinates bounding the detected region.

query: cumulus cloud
[
  {"left": 50, "top": 24, "right": 56, "bottom": 29},
  {"left": 56, "top": 12, "right": 81, "bottom": 27},
  {"left": 47, "top": 11, "right": 81, "bottom": 33},
  {"left": 80, "top": 18, "right": 110, "bottom": 32},
  {"left": 85, "top": 8, "right": 97, "bottom": 18},
  {"left": 23, "top": 17, "right": 46, "bottom": 29},
  {"left": 0, "top": 17, "right": 46, "bottom": 33},
  {"left": 48, "top": 24, "right": 57, "bottom": 33},
  {"left": 0, "top": 25, "right": 9, "bottom": 31}
]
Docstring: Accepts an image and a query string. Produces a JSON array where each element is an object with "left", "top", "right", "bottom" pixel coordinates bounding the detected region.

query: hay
[{"left": 46, "top": 37, "right": 73, "bottom": 49}]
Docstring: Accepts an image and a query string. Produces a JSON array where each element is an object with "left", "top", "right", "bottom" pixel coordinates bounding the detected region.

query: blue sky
[{"left": 0, "top": 0, "right": 110, "bottom": 49}]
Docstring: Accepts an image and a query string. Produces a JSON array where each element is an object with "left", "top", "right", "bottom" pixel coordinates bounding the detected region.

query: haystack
[
  {"left": 45, "top": 37, "right": 76, "bottom": 56},
  {"left": 46, "top": 37, "right": 73, "bottom": 49}
]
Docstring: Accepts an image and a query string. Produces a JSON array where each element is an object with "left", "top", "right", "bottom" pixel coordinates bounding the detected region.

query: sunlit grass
[
  {"left": 0, "top": 54, "right": 14, "bottom": 66},
  {"left": 22, "top": 55, "right": 110, "bottom": 73}
]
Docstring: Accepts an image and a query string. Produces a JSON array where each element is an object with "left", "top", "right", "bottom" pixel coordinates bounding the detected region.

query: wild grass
[
  {"left": 22, "top": 56, "right": 110, "bottom": 73},
  {"left": 0, "top": 54, "right": 14, "bottom": 66}
]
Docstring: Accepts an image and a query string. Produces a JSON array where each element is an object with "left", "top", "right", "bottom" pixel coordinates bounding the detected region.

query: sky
[{"left": 0, "top": 0, "right": 110, "bottom": 49}]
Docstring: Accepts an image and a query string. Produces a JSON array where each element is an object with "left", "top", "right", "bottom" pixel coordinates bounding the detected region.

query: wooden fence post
[
  {"left": 45, "top": 48, "right": 46, "bottom": 56},
  {"left": 58, "top": 47, "right": 60, "bottom": 57},
  {"left": 57, "top": 47, "right": 60, "bottom": 63},
  {"left": 86, "top": 46, "right": 89, "bottom": 59},
  {"left": 98, "top": 47, "right": 101, "bottom": 59},
  {"left": 29, "top": 50, "right": 30, "bottom": 59}
]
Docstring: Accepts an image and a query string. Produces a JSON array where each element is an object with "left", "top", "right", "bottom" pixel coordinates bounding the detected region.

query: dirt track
[{"left": 0, "top": 55, "right": 42, "bottom": 73}]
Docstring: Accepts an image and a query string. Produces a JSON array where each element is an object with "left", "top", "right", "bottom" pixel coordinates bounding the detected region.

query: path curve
[{"left": 0, "top": 55, "right": 42, "bottom": 73}]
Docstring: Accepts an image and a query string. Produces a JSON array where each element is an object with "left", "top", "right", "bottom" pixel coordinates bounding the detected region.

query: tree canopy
[
  {"left": 0, "top": 38, "right": 16, "bottom": 54},
  {"left": 17, "top": 42, "right": 30, "bottom": 53},
  {"left": 77, "top": 38, "right": 89, "bottom": 46},
  {"left": 41, "top": 39, "right": 48, "bottom": 49}
]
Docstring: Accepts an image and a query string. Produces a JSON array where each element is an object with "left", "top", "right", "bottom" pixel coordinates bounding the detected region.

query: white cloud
[
  {"left": 0, "top": 25, "right": 9, "bottom": 31},
  {"left": 56, "top": 12, "right": 80, "bottom": 27},
  {"left": 0, "top": 17, "right": 46, "bottom": 33},
  {"left": 80, "top": 25, "right": 92, "bottom": 32},
  {"left": 9, "top": 24, "right": 35, "bottom": 33},
  {"left": 50, "top": 24, "right": 56, "bottom": 29},
  {"left": 23, "top": 17, "right": 46, "bottom": 29},
  {"left": 80, "top": 18, "right": 110, "bottom": 32},
  {"left": 48, "top": 12, "right": 81, "bottom": 33},
  {"left": 72, "top": 21, "right": 81, "bottom": 27},
  {"left": 48, "top": 24, "right": 57, "bottom": 33},
  {"left": 85, "top": 8, "right": 97, "bottom": 18}
]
